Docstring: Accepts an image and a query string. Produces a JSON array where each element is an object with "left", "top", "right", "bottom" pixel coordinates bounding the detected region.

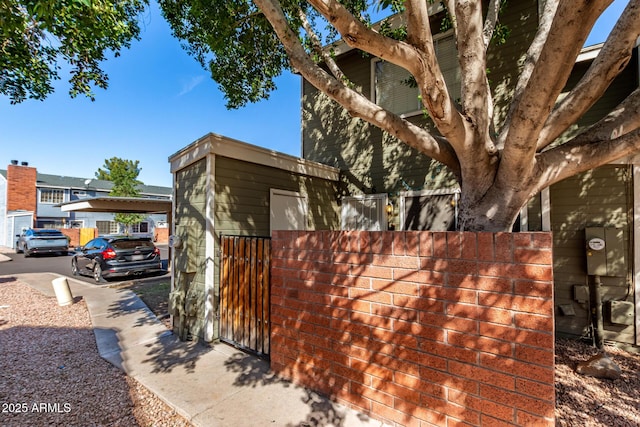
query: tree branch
[
  {"left": 252, "top": 0, "right": 460, "bottom": 174},
  {"left": 537, "top": 0, "right": 640, "bottom": 150},
  {"left": 298, "top": 8, "right": 345, "bottom": 82},
  {"left": 497, "top": 0, "right": 611, "bottom": 188},
  {"left": 453, "top": 0, "right": 495, "bottom": 154},
  {"left": 306, "top": 0, "right": 467, "bottom": 150},
  {"left": 405, "top": 0, "right": 431, "bottom": 52},
  {"left": 534, "top": 128, "right": 640, "bottom": 193},
  {"left": 483, "top": 0, "right": 502, "bottom": 49},
  {"left": 534, "top": 90, "right": 640, "bottom": 191}
]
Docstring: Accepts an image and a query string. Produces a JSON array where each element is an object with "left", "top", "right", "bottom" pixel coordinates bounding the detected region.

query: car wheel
[
  {"left": 71, "top": 259, "right": 79, "bottom": 276},
  {"left": 15, "top": 243, "right": 22, "bottom": 254},
  {"left": 93, "top": 264, "right": 105, "bottom": 283}
]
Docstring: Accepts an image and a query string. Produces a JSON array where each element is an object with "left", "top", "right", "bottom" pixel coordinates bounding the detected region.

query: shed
[{"left": 168, "top": 133, "right": 341, "bottom": 344}]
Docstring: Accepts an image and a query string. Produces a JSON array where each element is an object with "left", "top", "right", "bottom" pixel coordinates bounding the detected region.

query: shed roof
[{"left": 169, "top": 133, "right": 340, "bottom": 181}]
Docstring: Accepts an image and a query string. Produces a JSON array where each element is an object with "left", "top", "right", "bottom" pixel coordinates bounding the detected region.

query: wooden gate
[{"left": 220, "top": 235, "right": 271, "bottom": 356}]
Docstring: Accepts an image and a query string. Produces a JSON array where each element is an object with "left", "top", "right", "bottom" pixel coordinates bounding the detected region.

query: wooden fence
[{"left": 219, "top": 235, "right": 271, "bottom": 356}]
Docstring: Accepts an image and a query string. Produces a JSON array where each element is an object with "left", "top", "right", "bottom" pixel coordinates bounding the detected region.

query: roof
[
  {"left": 169, "top": 132, "right": 340, "bottom": 181},
  {"left": 57, "top": 196, "right": 172, "bottom": 214},
  {"left": 0, "top": 169, "right": 171, "bottom": 197}
]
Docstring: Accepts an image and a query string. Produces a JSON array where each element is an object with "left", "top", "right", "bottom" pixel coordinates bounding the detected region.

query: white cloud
[{"left": 178, "top": 75, "right": 205, "bottom": 96}]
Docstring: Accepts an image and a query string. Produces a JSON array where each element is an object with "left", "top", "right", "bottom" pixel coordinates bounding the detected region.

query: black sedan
[{"left": 71, "top": 236, "right": 164, "bottom": 283}]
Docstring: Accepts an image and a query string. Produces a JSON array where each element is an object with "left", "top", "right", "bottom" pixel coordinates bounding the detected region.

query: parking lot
[{"left": 0, "top": 245, "right": 169, "bottom": 285}]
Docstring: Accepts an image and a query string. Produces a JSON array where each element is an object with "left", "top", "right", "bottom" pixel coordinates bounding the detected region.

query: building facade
[{"left": 0, "top": 161, "right": 171, "bottom": 249}]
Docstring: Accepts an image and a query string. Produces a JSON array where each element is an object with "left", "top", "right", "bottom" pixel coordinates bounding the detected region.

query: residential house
[
  {"left": 0, "top": 161, "right": 172, "bottom": 249},
  {"left": 301, "top": 1, "right": 640, "bottom": 346},
  {"left": 170, "top": 1, "right": 640, "bottom": 348}
]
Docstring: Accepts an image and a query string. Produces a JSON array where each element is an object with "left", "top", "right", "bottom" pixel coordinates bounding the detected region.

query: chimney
[{"left": 7, "top": 162, "right": 37, "bottom": 215}]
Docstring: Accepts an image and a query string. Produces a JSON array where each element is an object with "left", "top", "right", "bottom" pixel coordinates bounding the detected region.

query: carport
[
  {"left": 58, "top": 196, "right": 171, "bottom": 215},
  {"left": 57, "top": 195, "right": 173, "bottom": 251}
]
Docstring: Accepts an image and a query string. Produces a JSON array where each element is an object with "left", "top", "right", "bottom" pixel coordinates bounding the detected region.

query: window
[
  {"left": 341, "top": 194, "right": 388, "bottom": 231},
  {"left": 132, "top": 222, "right": 149, "bottom": 233},
  {"left": 372, "top": 32, "right": 460, "bottom": 116},
  {"left": 400, "top": 189, "right": 460, "bottom": 231},
  {"left": 40, "top": 188, "right": 65, "bottom": 204},
  {"left": 72, "top": 190, "right": 87, "bottom": 198},
  {"left": 96, "top": 221, "right": 119, "bottom": 235}
]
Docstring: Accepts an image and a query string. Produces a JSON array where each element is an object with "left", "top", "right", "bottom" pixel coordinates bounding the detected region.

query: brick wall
[
  {"left": 7, "top": 164, "right": 37, "bottom": 214},
  {"left": 155, "top": 227, "right": 169, "bottom": 244},
  {"left": 271, "top": 231, "right": 555, "bottom": 426}
]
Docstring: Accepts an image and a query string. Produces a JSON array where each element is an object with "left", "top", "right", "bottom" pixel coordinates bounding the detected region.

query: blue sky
[{"left": 0, "top": 0, "right": 628, "bottom": 189}]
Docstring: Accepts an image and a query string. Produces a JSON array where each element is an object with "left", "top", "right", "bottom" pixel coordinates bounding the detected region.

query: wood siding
[
  {"left": 174, "top": 158, "right": 207, "bottom": 340},
  {"left": 214, "top": 156, "right": 339, "bottom": 237},
  {"left": 551, "top": 165, "right": 634, "bottom": 344}
]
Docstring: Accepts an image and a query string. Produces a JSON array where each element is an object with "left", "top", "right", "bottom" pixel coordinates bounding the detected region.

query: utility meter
[
  {"left": 588, "top": 238, "right": 605, "bottom": 251},
  {"left": 585, "top": 227, "right": 625, "bottom": 277}
]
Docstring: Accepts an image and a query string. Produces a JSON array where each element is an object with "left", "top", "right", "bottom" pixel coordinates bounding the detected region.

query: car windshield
[
  {"left": 33, "top": 230, "right": 64, "bottom": 237},
  {"left": 111, "top": 240, "right": 153, "bottom": 250}
]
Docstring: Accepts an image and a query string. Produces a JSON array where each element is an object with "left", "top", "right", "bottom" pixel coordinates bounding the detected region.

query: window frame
[
  {"left": 341, "top": 193, "right": 389, "bottom": 231},
  {"left": 399, "top": 188, "right": 461, "bottom": 231},
  {"left": 96, "top": 220, "right": 119, "bottom": 235},
  {"left": 39, "top": 188, "right": 65, "bottom": 204},
  {"left": 370, "top": 30, "right": 459, "bottom": 118}
]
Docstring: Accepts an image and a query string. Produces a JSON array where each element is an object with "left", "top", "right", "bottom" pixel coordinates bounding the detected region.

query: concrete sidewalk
[{"left": 6, "top": 272, "right": 385, "bottom": 427}]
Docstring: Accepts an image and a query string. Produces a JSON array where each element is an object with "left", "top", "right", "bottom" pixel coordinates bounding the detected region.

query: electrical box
[
  {"left": 573, "top": 285, "right": 589, "bottom": 303},
  {"left": 607, "top": 300, "right": 635, "bottom": 326},
  {"left": 585, "top": 227, "right": 626, "bottom": 277}
]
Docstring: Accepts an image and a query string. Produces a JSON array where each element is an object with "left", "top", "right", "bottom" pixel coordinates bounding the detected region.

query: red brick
[
  {"left": 477, "top": 307, "right": 514, "bottom": 325},
  {"left": 516, "top": 378, "right": 555, "bottom": 401},
  {"left": 514, "top": 280, "right": 553, "bottom": 299},
  {"left": 370, "top": 401, "right": 416, "bottom": 426},
  {"left": 494, "top": 233, "right": 513, "bottom": 262},
  {"left": 392, "top": 269, "right": 433, "bottom": 285},
  {"left": 372, "top": 279, "right": 419, "bottom": 295},
  {"left": 515, "top": 312, "right": 553, "bottom": 332},
  {"left": 446, "top": 232, "right": 463, "bottom": 258},
  {"left": 394, "top": 371, "right": 446, "bottom": 399},
  {"left": 372, "top": 254, "right": 420, "bottom": 269},
  {"left": 514, "top": 344, "right": 555, "bottom": 368},
  {"left": 334, "top": 251, "right": 372, "bottom": 265},
  {"left": 419, "top": 232, "right": 433, "bottom": 257},
  {"left": 478, "top": 292, "right": 553, "bottom": 316},
  {"left": 516, "top": 411, "right": 554, "bottom": 426},
  {"left": 481, "top": 384, "right": 554, "bottom": 418},
  {"left": 356, "top": 265, "right": 393, "bottom": 280},
  {"left": 443, "top": 288, "right": 478, "bottom": 304},
  {"left": 348, "top": 287, "right": 392, "bottom": 304},
  {"left": 433, "top": 232, "right": 448, "bottom": 258},
  {"left": 480, "top": 353, "right": 555, "bottom": 384},
  {"left": 479, "top": 322, "right": 518, "bottom": 342},
  {"left": 420, "top": 340, "right": 478, "bottom": 364},
  {"left": 477, "top": 232, "right": 495, "bottom": 261},
  {"left": 448, "top": 361, "right": 515, "bottom": 391},
  {"left": 515, "top": 247, "right": 553, "bottom": 265},
  {"left": 393, "top": 399, "right": 446, "bottom": 426}
]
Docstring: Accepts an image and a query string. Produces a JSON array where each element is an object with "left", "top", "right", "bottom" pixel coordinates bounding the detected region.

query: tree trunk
[{"left": 457, "top": 185, "right": 530, "bottom": 232}]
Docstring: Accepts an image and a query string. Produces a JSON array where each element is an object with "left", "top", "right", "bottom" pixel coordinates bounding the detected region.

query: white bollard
[{"left": 51, "top": 277, "right": 74, "bottom": 306}]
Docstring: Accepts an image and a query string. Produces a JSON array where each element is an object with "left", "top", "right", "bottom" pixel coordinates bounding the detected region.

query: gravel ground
[
  {"left": 0, "top": 278, "right": 192, "bottom": 427},
  {"left": 555, "top": 338, "right": 640, "bottom": 426},
  {"left": 3, "top": 277, "right": 640, "bottom": 426}
]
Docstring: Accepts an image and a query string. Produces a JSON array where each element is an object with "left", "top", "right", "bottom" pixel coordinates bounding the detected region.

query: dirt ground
[{"left": 110, "top": 278, "right": 171, "bottom": 327}]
